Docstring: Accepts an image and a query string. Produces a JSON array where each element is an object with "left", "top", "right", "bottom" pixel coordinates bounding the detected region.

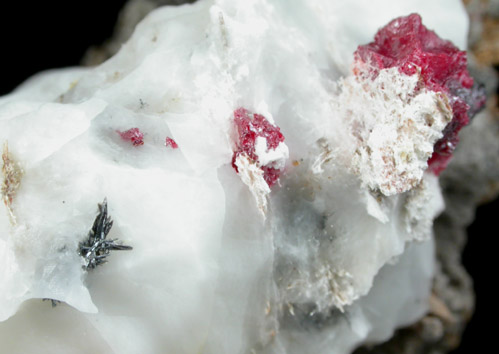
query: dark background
[
  {"left": 0, "top": 1, "right": 496, "bottom": 353},
  {"left": 0, "top": 1, "right": 127, "bottom": 96},
  {"left": 457, "top": 199, "right": 497, "bottom": 353}
]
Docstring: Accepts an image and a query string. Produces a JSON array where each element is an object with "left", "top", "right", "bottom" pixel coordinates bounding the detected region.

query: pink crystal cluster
[
  {"left": 118, "top": 128, "right": 144, "bottom": 146},
  {"left": 355, "top": 14, "right": 486, "bottom": 175},
  {"left": 231, "top": 108, "right": 285, "bottom": 187},
  {"left": 117, "top": 128, "right": 179, "bottom": 150}
]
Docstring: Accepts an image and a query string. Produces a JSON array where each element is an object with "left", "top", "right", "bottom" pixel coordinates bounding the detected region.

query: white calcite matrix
[{"left": 0, "top": 0, "right": 470, "bottom": 353}]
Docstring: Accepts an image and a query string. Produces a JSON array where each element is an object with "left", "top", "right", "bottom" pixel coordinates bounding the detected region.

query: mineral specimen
[
  {"left": 78, "top": 198, "right": 132, "bottom": 271},
  {"left": 231, "top": 107, "right": 287, "bottom": 188},
  {"left": 118, "top": 127, "right": 145, "bottom": 146},
  {"left": 165, "top": 136, "right": 179, "bottom": 148},
  {"left": 0, "top": 0, "right": 490, "bottom": 353},
  {"left": 355, "top": 14, "right": 486, "bottom": 174},
  {"left": 231, "top": 107, "right": 288, "bottom": 213}
]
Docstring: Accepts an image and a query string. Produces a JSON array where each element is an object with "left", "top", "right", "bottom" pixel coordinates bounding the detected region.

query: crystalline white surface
[
  {"left": 0, "top": 0, "right": 468, "bottom": 353},
  {"left": 342, "top": 68, "right": 453, "bottom": 195},
  {"left": 234, "top": 153, "right": 271, "bottom": 214}
]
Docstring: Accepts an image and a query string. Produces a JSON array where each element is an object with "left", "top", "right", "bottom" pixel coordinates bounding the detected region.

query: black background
[
  {"left": 0, "top": 1, "right": 496, "bottom": 353},
  {"left": 0, "top": 1, "right": 127, "bottom": 96}
]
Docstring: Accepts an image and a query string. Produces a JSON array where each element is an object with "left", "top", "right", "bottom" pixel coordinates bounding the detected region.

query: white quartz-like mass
[{"left": 0, "top": 0, "right": 468, "bottom": 353}]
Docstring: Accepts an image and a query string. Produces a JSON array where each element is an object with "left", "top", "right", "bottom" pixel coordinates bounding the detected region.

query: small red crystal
[
  {"left": 261, "top": 166, "right": 281, "bottom": 187},
  {"left": 232, "top": 108, "right": 285, "bottom": 187},
  {"left": 118, "top": 128, "right": 144, "bottom": 146},
  {"left": 355, "top": 14, "right": 486, "bottom": 175},
  {"left": 165, "top": 137, "right": 178, "bottom": 149}
]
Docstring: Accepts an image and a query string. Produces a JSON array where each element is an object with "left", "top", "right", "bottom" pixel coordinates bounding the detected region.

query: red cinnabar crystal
[
  {"left": 118, "top": 128, "right": 144, "bottom": 146},
  {"left": 355, "top": 14, "right": 486, "bottom": 175},
  {"left": 165, "top": 137, "right": 178, "bottom": 149},
  {"left": 232, "top": 108, "right": 285, "bottom": 187}
]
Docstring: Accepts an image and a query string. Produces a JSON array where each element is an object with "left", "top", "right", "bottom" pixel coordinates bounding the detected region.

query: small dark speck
[
  {"left": 62, "top": 201, "right": 65, "bottom": 204},
  {"left": 139, "top": 98, "right": 148, "bottom": 109},
  {"left": 43, "top": 298, "right": 62, "bottom": 307}
]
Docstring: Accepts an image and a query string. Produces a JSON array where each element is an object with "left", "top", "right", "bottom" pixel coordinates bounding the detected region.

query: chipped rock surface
[{"left": 0, "top": 0, "right": 477, "bottom": 353}]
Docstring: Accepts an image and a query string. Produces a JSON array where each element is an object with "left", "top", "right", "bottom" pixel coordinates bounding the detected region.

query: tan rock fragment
[{"left": 1, "top": 142, "right": 23, "bottom": 225}]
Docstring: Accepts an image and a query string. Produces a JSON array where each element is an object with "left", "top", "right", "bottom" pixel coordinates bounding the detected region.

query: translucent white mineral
[{"left": 0, "top": 0, "right": 469, "bottom": 353}]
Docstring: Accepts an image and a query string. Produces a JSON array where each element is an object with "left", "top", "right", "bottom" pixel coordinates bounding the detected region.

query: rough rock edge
[
  {"left": 354, "top": 1, "right": 499, "bottom": 352},
  {"left": 83, "top": 1, "right": 499, "bottom": 353}
]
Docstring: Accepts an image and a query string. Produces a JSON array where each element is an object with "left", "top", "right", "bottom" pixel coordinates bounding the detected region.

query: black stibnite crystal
[{"left": 79, "top": 198, "right": 132, "bottom": 270}]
